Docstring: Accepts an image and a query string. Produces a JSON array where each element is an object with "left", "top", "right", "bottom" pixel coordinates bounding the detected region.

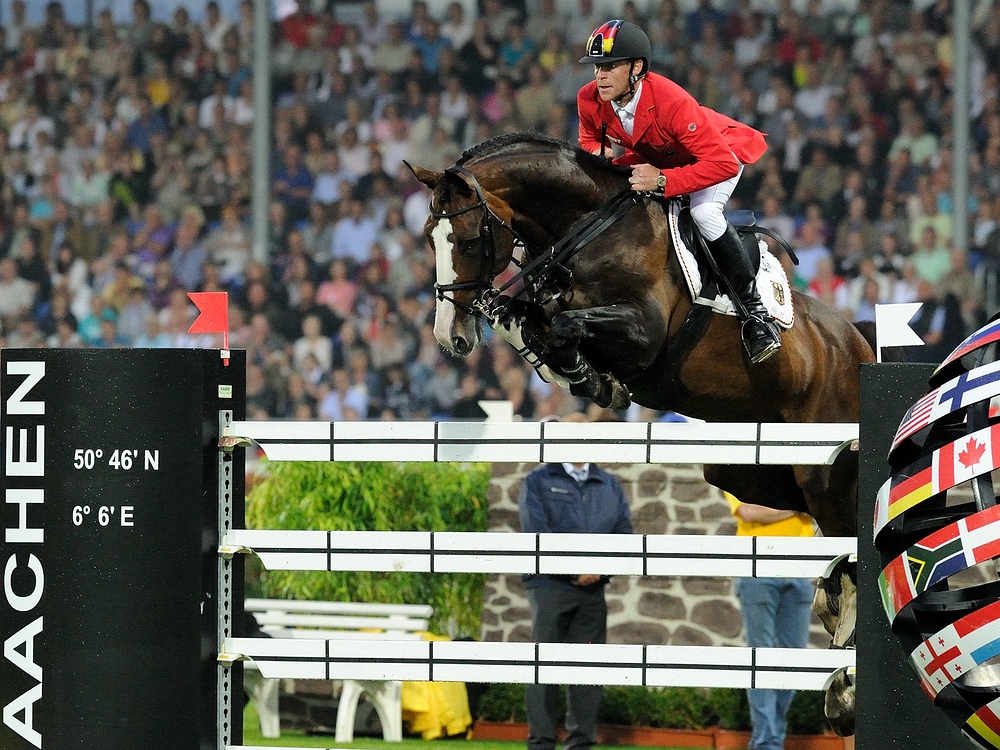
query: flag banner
[
  {"left": 909, "top": 598, "right": 1000, "bottom": 700},
  {"left": 879, "top": 455, "right": 932, "bottom": 534},
  {"left": 876, "top": 423, "right": 1000, "bottom": 539},
  {"left": 879, "top": 551, "right": 916, "bottom": 625},
  {"left": 965, "top": 697, "right": 1000, "bottom": 750},
  {"left": 879, "top": 505, "right": 1000, "bottom": 623},
  {"left": 933, "top": 317, "right": 1000, "bottom": 385},
  {"left": 890, "top": 360, "right": 1000, "bottom": 457},
  {"left": 187, "top": 292, "right": 229, "bottom": 334}
]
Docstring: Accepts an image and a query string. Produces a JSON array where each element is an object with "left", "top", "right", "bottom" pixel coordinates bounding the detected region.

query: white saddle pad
[{"left": 666, "top": 201, "right": 795, "bottom": 329}]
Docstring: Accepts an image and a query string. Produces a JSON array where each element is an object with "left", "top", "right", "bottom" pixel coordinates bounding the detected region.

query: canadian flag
[{"left": 933, "top": 423, "right": 1000, "bottom": 491}]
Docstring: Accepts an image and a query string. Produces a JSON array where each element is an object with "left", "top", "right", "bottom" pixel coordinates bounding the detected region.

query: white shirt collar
[
  {"left": 611, "top": 80, "right": 642, "bottom": 120},
  {"left": 562, "top": 463, "right": 590, "bottom": 481}
]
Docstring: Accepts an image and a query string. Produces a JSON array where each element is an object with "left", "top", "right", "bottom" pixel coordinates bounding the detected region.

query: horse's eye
[{"left": 458, "top": 239, "right": 479, "bottom": 256}]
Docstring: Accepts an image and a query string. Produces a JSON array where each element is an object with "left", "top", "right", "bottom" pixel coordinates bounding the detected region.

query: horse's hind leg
[
  {"left": 703, "top": 464, "right": 808, "bottom": 514},
  {"left": 793, "top": 449, "right": 859, "bottom": 538},
  {"left": 812, "top": 554, "right": 857, "bottom": 737},
  {"left": 708, "top": 461, "right": 856, "bottom": 735},
  {"left": 793, "top": 453, "right": 859, "bottom": 737}
]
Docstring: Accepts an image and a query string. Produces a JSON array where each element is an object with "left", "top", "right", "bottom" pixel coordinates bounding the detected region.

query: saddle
[{"left": 671, "top": 203, "right": 794, "bottom": 329}]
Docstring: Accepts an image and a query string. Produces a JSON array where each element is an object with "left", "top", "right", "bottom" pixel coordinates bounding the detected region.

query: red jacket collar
[{"left": 602, "top": 76, "right": 656, "bottom": 144}]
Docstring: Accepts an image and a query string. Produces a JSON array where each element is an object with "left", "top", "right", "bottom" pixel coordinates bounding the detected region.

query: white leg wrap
[{"left": 493, "top": 318, "right": 572, "bottom": 390}]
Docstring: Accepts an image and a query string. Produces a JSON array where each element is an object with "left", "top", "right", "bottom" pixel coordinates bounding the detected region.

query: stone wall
[{"left": 483, "top": 462, "right": 834, "bottom": 649}]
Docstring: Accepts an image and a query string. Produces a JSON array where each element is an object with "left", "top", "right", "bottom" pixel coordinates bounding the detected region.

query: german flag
[
  {"left": 886, "top": 453, "right": 933, "bottom": 520},
  {"left": 882, "top": 422, "right": 1000, "bottom": 533},
  {"left": 965, "top": 698, "right": 1000, "bottom": 749}
]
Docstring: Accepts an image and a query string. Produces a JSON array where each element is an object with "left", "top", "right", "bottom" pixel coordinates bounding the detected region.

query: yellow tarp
[{"left": 401, "top": 632, "right": 473, "bottom": 740}]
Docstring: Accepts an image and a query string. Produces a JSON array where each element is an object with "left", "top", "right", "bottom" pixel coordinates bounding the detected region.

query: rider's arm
[
  {"left": 614, "top": 76, "right": 744, "bottom": 197},
  {"left": 654, "top": 95, "right": 740, "bottom": 196}
]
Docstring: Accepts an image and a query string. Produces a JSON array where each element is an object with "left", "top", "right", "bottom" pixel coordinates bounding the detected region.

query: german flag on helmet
[{"left": 579, "top": 20, "right": 652, "bottom": 66}]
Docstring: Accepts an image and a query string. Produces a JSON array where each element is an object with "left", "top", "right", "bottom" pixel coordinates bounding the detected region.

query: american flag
[
  {"left": 892, "top": 390, "right": 940, "bottom": 453},
  {"left": 891, "top": 360, "right": 1000, "bottom": 455}
]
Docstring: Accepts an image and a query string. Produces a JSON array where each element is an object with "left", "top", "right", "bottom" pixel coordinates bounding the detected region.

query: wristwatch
[{"left": 656, "top": 173, "right": 667, "bottom": 192}]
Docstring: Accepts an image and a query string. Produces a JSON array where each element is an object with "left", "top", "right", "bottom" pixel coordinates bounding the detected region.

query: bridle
[
  {"left": 428, "top": 164, "right": 522, "bottom": 317},
  {"left": 429, "top": 161, "right": 642, "bottom": 322}
]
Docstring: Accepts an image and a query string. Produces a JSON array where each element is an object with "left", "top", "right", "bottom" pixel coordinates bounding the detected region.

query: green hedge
[
  {"left": 477, "top": 683, "right": 829, "bottom": 734},
  {"left": 245, "top": 460, "right": 490, "bottom": 638}
]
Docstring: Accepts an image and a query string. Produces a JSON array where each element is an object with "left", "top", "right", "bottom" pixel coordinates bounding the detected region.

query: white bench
[{"left": 243, "top": 598, "right": 433, "bottom": 741}]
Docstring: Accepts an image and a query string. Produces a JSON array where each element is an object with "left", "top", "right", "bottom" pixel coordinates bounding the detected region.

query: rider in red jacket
[{"left": 577, "top": 20, "right": 781, "bottom": 365}]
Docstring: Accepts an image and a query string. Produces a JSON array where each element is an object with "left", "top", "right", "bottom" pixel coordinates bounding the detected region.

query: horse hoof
[
  {"left": 598, "top": 374, "right": 632, "bottom": 410},
  {"left": 823, "top": 667, "right": 856, "bottom": 737},
  {"left": 813, "top": 556, "right": 857, "bottom": 647}
]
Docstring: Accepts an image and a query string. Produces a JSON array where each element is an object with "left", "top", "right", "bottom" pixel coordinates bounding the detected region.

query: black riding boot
[{"left": 707, "top": 224, "right": 782, "bottom": 365}]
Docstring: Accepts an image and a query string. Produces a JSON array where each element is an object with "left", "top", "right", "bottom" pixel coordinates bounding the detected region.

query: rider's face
[{"left": 594, "top": 59, "right": 635, "bottom": 102}]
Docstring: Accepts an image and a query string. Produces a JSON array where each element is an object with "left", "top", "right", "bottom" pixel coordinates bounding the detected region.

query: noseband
[{"left": 429, "top": 164, "right": 521, "bottom": 316}]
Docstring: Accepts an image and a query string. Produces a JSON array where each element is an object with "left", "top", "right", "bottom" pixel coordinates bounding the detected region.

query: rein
[
  {"left": 491, "top": 188, "right": 642, "bottom": 314},
  {"left": 430, "top": 162, "right": 642, "bottom": 321}
]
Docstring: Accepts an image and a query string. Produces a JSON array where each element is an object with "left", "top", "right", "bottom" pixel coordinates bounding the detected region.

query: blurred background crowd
[{"left": 0, "top": 0, "right": 997, "bottom": 421}]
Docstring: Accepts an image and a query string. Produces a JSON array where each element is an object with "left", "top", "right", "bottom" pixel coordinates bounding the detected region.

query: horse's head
[{"left": 406, "top": 161, "right": 518, "bottom": 357}]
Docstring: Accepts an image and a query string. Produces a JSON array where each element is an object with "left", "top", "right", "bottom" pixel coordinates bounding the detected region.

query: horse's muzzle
[{"left": 451, "top": 335, "right": 474, "bottom": 357}]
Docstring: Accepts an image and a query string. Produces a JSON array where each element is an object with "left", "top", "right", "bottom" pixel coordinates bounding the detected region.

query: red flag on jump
[
  {"left": 187, "top": 292, "right": 229, "bottom": 334},
  {"left": 188, "top": 292, "right": 230, "bottom": 364}
]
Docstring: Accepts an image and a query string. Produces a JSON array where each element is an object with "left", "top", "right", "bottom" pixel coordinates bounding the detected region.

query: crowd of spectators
[{"left": 0, "top": 0, "right": 998, "bottom": 420}]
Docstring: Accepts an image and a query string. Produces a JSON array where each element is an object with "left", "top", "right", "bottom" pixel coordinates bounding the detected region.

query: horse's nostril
[{"left": 452, "top": 336, "right": 471, "bottom": 356}]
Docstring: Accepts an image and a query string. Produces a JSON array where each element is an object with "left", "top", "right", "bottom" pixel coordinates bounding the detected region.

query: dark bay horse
[{"left": 408, "top": 133, "right": 875, "bottom": 539}]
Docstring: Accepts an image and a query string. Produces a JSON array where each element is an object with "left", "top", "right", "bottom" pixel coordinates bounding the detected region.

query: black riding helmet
[{"left": 579, "top": 20, "right": 651, "bottom": 69}]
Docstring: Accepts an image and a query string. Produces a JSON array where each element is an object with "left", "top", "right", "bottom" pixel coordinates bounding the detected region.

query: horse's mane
[{"left": 457, "top": 131, "right": 629, "bottom": 179}]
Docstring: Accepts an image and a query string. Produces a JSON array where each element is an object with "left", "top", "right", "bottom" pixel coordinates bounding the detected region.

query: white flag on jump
[{"left": 875, "top": 303, "right": 924, "bottom": 361}]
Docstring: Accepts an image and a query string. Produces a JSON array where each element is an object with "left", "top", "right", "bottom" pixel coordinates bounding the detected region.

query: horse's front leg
[
  {"left": 547, "top": 304, "right": 664, "bottom": 410},
  {"left": 492, "top": 299, "right": 573, "bottom": 391}
]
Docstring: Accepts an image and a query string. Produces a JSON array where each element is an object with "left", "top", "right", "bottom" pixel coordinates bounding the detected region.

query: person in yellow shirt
[{"left": 726, "top": 493, "right": 815, "bottom": 750}]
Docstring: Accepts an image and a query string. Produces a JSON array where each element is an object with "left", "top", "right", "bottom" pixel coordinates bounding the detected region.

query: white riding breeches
[{"left": 688, "top": 164, "right": 744, "bottom": 242}]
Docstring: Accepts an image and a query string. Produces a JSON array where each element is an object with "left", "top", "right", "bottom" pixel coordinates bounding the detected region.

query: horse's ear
[{"left": 403, "top": 161, "right": 441, "bottom": 189}]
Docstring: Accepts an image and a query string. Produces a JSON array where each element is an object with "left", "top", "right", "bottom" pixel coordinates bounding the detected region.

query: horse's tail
[{"left": 853, "top": 320, "right": 908, "bottom": 362}]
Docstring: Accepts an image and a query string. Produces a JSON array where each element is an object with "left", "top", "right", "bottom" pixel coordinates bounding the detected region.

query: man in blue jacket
[{"left": 518, "top": 421, "right": 633, "bottom": 750}]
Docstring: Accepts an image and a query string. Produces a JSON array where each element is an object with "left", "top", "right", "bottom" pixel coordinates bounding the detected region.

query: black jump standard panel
[
  {"left": 857, "top": 362, "right": 966, "bottom": 749},
  {"left": 1, "top": 349, "right": 245, "bottom": 750}
]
